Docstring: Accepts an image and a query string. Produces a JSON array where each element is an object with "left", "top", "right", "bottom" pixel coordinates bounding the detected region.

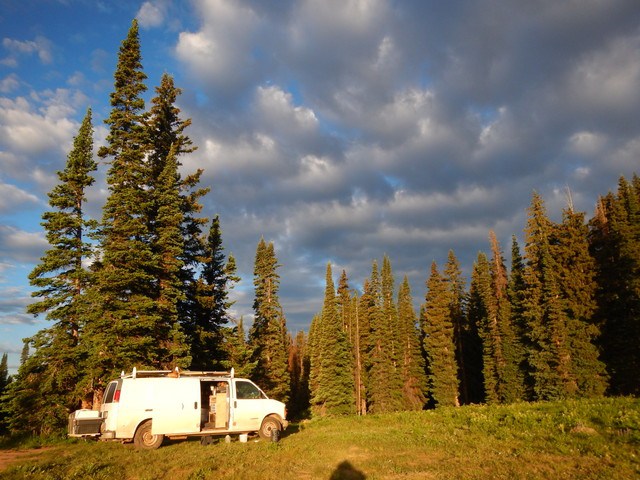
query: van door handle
[{"left": 194, "top": 402, "right": 198, "bottom": 409}]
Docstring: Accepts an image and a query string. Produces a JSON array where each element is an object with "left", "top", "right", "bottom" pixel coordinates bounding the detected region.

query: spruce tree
[
  {"left": 552, "top": 207, "right": 608, "bottom": 396},
  {"left": 355, "top": 281, "right": 373, "bottom": 414},
  {"left": 188, "top": 216, "right": 237, "bottom": 370},
  {"left": 146, "top": 72, "right": 210, "bottom": 361},
  {"left": 250, "top": 239, "right": 291, "bottom": 402},
  {"left": 221, "top": 317, "right": 256, "bottom": 377},
  {"left": 590, "top": 177, "right": 640, "bottom": 395},
  {"left": 365, "top": 260, "right": 403, "bottom": 413},
  {"left": 337, "top": 270, "right": 354, "bottom": 343},
  {"left": 443, "top": 251, "right": 470, "bottom": 403},
  {"left": 507, "top": 236, "right": 532, "bottom": 400},
  {"left": 6, "top": 110, "right": 97, "bottom": 429},
  {"left": 27, "top": 108, "right": 97, "bottom": 333},
  {"left": 467, "top": 255, "right": 489, "bottom": 404},
  {"left": 397, "top": 276, "right": 427, "bottom": 410},
  {"left": 523, "top": 192, "right": 576, "bottom": 400},
  {"left": 309, "top": 264, "right": 355, "bottom": 416},
  {"left": 288, "top": 330, "right": 310, "bottom": 419},
  {"left": 83, "top": 20, "right": 163, "bottom": 399},
  {"left": 336, "top": 270, "right": 365, "bottom": 414},
  {"left": 151, "top": 143, "right": 191, "bottom": 367},
  {"left": 381, "top": 256, "right": 406, "bottom": 409},
  {"left": 0, "top": 353, "right": 10, "bottom": 433},
  {"left": 422, "top": 261, "right": 460, "bottom": 407},
  {"left": 146, "top": 73, "right": 196, "bottom": 179},
  {"left": 478, "top": 232, "right": 525, "bottom": 403},
  {"left": 307, "top": 313, "right": 321, "bottom": 410},
  {"left": 0, "top": 354, "right": 8, "bottom": 393}
]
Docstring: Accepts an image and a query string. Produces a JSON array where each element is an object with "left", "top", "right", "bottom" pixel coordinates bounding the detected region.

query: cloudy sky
[{"left": 1, "top": 0, "right": 639, "bottom": 372}]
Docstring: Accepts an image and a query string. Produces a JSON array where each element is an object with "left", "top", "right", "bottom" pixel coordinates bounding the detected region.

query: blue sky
[{"left": 1, "top": 0, "right": 639, "bottom": 373}]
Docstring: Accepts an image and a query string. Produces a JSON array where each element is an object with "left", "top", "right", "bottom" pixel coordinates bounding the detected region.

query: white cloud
[
  {"left": 281, "top": 155, "right": 342, "bottom": 194},
  {"left": 567, "top": 131, "right": 607, "bottom": 156},
  {"left": 567, "top": 32, "right": 640, "bottom": 114},
  {"left": 608, "top": 135, "right": 640, "bottom": 172},
  {"left": 190, "top": 131, "right": 280, "bottom": 181},
  {"left": 175, "top": 0, "right": 260, "bottom": 95},
  {"left": 66, "top": 71, "right": 86, "bottom": 87},
  {"left": 2, "top": 36, "right": 53, "bottom": 65},
  {"left": 0, "top": 225, "right": 47, "bottom": 261},
  {"left": 0, "top": 313, "right": 37, "bottom": 326},
  {"left": 0, "top": 182, "right": 40, "bottom": 212},
  {"left": 0, "top": 74, "right": 19, "bottom": 93},
  {"left": 0, "top": 92, "right": 79, "bottom": 157},
  {"left": 254, "top": 85, "right": 318, "bottom": 135},
  {"left": 366, "top": 88, "right": 434, "bottom": 145},
  {"left": 136, "top": 1, "right": 168, "bottom": 29},
  {"left": 290, "top": 0, "right": 387, "bottom": 47}
]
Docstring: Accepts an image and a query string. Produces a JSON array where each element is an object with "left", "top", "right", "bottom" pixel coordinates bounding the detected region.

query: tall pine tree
[
  {"left": 309, "top": 264, "right": 355, "bottom": 416},
  {"left": 507, "top": 236, "right": 533, "bottom": 400},
  {"left": 288, "top": 330, "right": 310, "bottom": 419},
  {"left": 468, "top": 254, "right": 490, "bottom": 404},
  {"left": 250, "top": 238, "right": 291, "bottom": 402},
  {"left": 151, "top": 143, "right": 191, "bottom": 367},
  {"left": 188, "top": 216, "right": 237, "bottom": 370},
  {"left": 146, "top": 72, "right": 210, "bottom": 366},
  {"left": 365, "top": 260, "right": 404, "bottom": 413},
  {"left": 397, "top": 276, "right": 427, "bottom": 410},
  {"left": 523, "top": 192, "right": 576, "bottom": 400},
  {"left": 589, "top": 177, "right": 640, "bottom": 395},
  {"left": 7, "top": 109, "right": 96, "bottom": 431},
  {"left": 221, "top": 317, "right": 256, "bottom": 377},
  {"left": 443, "top": 251, "right": 470, "bottom": 404},
  {"left": 475, "top": 233, "right": 525, "bottom": 404},
  {"left": 85, "top": 20, "right": 156, "bottom": 392},
  {"left": 552, "top": 207, "right": 608, "bottom": 396},
  {"left": 422, "top": 261, "right": 460, "bottom": 407}
]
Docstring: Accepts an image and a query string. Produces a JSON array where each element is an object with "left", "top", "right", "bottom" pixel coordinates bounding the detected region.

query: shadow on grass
[
  {"left": 280, "top": 422, "right": 301, "bottom": 439},
  {"left": 330, "top": 460, "right": 366, "bottom": 480}
]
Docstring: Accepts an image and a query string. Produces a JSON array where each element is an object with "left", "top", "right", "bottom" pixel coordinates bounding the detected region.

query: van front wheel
[
  {"left": 134, "top": 420, "right": 164, "bottom": 449},
  {"left": 258, "top": 416, "right": 280, "bottom": 440}
]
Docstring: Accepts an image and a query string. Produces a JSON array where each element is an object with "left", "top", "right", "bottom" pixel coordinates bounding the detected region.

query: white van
[{"left": 68, "top": 368, "right": 288, "bottom": 449}]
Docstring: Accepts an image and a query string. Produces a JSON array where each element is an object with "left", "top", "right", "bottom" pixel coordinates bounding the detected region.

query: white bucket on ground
[{"left": 239, "top": 434, "right": 248, "bottom": 443}]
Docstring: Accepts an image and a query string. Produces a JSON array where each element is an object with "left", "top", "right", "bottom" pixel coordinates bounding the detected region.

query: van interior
[{"left": 200, "top": 380, "right": 229, "bottom": 430}]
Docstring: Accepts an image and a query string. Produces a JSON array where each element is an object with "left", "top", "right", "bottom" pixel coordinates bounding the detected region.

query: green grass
[{"left": 1, "top": 397, "right": 638, "bottom": 479}]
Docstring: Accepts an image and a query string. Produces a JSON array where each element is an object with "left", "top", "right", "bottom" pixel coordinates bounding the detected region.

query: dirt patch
[{"left": 0, "top": 447, "right": 53, "bottom": 472}]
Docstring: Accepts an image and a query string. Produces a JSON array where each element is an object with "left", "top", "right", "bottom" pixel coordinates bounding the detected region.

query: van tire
[
  {"left": 258, "top": 416, "right": 280, "bottom": 440},
  {"left": 134, "top": 420, "right": 164, "bottom": 450}
]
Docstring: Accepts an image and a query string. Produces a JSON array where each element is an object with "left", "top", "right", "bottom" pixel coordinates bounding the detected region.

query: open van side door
[{"left": 151, "top": 377, "right": 201, "bottom": 435}]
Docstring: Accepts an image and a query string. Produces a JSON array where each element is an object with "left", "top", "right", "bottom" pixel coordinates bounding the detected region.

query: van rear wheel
[
  {"left": 134, "top": 420, "right": 164, "bottom": 449},
  {"left": 258, "top": 416, "right": 280, "bottom": 440}
]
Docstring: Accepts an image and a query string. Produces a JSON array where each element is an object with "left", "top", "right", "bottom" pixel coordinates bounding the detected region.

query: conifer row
[{"left": 300, "top": 182, "right": 638, "bottom": 416}]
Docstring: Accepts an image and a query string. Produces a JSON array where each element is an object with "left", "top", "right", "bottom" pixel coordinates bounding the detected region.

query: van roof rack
[{"left": 121, "top": 367, "right": 235, "bottom": 379}]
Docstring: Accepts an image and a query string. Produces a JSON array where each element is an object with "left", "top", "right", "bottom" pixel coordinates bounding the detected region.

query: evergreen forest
[{"left": 1, "top": 20, "right": 639, "bottom": 436}]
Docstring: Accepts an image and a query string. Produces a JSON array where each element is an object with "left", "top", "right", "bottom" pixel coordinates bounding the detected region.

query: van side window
[
  {"left": 103, "top": 381, "right": 117, "bottom": 403},
  {"left": 235, "top": 380, "right": 266, "bottom": 400}
]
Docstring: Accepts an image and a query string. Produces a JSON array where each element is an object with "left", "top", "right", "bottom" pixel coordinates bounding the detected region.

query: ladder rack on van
[{"left": 121, "top": 367, "right": 235, "bottom": 379}]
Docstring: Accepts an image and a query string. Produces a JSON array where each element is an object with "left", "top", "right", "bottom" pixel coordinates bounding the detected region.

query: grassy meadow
[{"left": 1, "top": 397, "right": 638, "bottom": 479}]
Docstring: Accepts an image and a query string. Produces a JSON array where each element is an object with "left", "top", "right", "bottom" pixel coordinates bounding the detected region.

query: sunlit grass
[{"left": 1, "top": 397, "right": 638, "bottom": 479}]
